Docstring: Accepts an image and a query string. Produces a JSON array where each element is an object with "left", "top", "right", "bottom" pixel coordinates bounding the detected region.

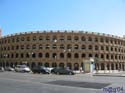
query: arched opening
[
  {"left": 6, "top": 62, "right": 9, "bottom": 67},
  {"left": 74, "top": 53, "right": 79, "bottom": 58},
  {"left": 116, "top": 63, "right": 118, "bottom": 70},
  {"left": 67, "top": 63, "right": 72, "bottom": 69},
  {"left": 101, "top": 63, "right": 104, "bottom": 70},
  {"left": 44, "top": 63, "right": 50, "bottom": 67},
  {"left": 59, "top": 63, "right": 64, "bottom": 68},
  {"left": 74, "top": 63, "right": 79, "bottom": 70},
  {"left": 111, "top": 63, "right": 114, "bottom": 70},
  {"left": 38, "top": 62, "right": 42, "bottom": 66},
  {"left": 31, "top": 62, "right": 36, "bottom": 69},
  {"left": 60, "top": 53, "right": 64, "bottom": 58},
  {"left": 67, "top": 53, "right": 71, "bottom": 58},
  {"left": 52, "top": 63, "right": 57, "bottom": 68}
]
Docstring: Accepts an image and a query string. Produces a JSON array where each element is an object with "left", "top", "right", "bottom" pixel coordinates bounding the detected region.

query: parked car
[
  {"left": 0, "top": 67, "right": 4, "bottom": 72},
  {"left": 32, "top": 66, "right": 50, "bottom": 74},
  {"left": 51, "top": 68, "right": 75, "bottom": 75},
  {"left": 5, "top": 67, "right": 15, "bottom": 71},
  {"left": 15, "top": 65, "right": 31, "bottom": 72}
]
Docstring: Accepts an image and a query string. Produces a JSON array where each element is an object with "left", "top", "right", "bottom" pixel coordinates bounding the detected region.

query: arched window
[
  {"left": 39, "top": 36, "right": 43, "bottom": 41},
  {"left": 60, "top": 53, "right": 64, "bottom": 58},
  {"left": 67, "top": 36, "right": 71, "bottom": 41},
  {"left": 59, "top": 63, "right": 64, "bottom": 68},
  {"left": 53, "top": 44, "right": 57, "bottom": 49},
  {"left": 95, "top": 54, "right": 98, "bottom": 58},
  {"left": 32, "top": 44, "right": 36, "bottom": 49},
  {"left": 26, "top": 53, "right": 29, "bottom": 58},
  {"left": 88, "top": 37, "right": 92, "bottom": 42},
  {"left": 32, "top": 53, "right": 36, "bottom": 58},
  {"left": 81, "top": 53, "right": 86, "bottom": 58},
  {"left": 39, "top": 44, "right": 42, "bottom": 49},
  {"left": 44, "top": 63, "right": 50, "bottom": 67},
  {"left": 81, "top": 36, "right": 85, "bottom": 41},
  {"left": 52, "top": 63, "right": 57, "bottom": 68},
  {"left": 95, "top": 45, "right": 98, "bottom": 50},
  {"left": 74, "top": 36, "right": 79, "bottom": 41},
  {"left": 95, "top": 37, "right": 98, "bottom": 42},
  {"left": 81, "top": 45, "right": 86, "bottom": 50},
  {"left": 74, "top": 53, "right": 79, "bottom": 58},
  {"left": 74, "top": 44, "right": 79, "bottom": 49},
  {"left": 67, "top": 53, "right": 71, "bottom": 58},
  {"left": 88, "top": 45, "right": 93, "bottom": 50},
  {"left": 52, "top": 53, "right": 57, "bottom": 58},
  {"left": 60, "top": 44, "right": 64, "bottom": 49},
  {"left": 46, "top": 44, "right": 50, "bottom": 49},
  {"left": 26, "top": 45, "right": 30, "bottom": 49},
  {"left": 21, "top": 53, "right": 23, "bottom": 58},
  {"left": 89, "top": 54, "right": 92, "bottom": 57},
  {"left": 67, "top": 44, "right": 71, "bottom": 49},
  {"left": 38, "top": 53, "right": 42, "bottom": 58},
  {"left": 46, "top": 53, "right": 49, "bottom": 58},
  {"left": 33, "top": 36, "right": 36, "bottom": 41}
]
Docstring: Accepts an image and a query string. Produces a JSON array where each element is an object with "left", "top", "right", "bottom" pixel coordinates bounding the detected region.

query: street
[{"left": 0, "top": 72, "right": 125, "bottom": 93}]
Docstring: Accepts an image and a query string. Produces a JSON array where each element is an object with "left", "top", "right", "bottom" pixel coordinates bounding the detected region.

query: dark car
[
  {"left": 32, "top": 66, "right": 50, "bottom": 74},
  {"left": 51, "top": 68, "right": 75, "bottom": 75}
]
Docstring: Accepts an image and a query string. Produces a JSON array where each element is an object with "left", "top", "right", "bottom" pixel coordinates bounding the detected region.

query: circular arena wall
[{"left": 0, "top": 31, "right": 125, "bottom": 71}]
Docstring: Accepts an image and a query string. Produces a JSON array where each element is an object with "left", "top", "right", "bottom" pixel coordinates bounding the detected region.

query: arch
[
  {"left": 81, "top": 36, "right": 85, "bottom": 41},
  {"left": 52, "top": 63, "right": 57, "bottom": 68},
  {"left": 59, "top": 63, "right": 64, "bottom": 68},
  {"left": 67, "top": 53, "right": 71, "bottom": 58},
  {"left": 38, "top": 53, "right": 42, "bottom": 58},
  {"left": 88, "top": 45, "right": 93, "bottom": 50},
  {"left": 52, "top": 53, "right": 57, "bottom": 58},
  {"left": 74, "top": 53, "right": 79, "bottom": 58},
  {"left": 44, "top": 62, "right": 50, "bottom": 67},
  {"left": 38, "top": 62, "right": 42, "bottom": 66},
  {"left": 60, "top": 53, "right": 64, "bottom": 58},
  {"left": 45, "top": 53, "right": 50, "bottom": 58},
  {"left": 74, "top": 63, "right": 79, "bottom": 70},
  {"left": 32, "top": 53, "right": 36, "bottom": 58},
  {"left": 101, "top": 63, "right": 104, "bottom": 70},
  {"left": 74, "top": 44, "right": 79, "bottom": 49},
  {"left": 31, "top": 62, "right": 36, "bottom": 68},
  {"left": 67, "top": 63, "right": 72, "bottom": 69},
  {"left": 60, "top": 44, "right": 65, "bottom": 49},
  {"left": 81, "top": 45, "right": 86, "bottom": 50},
  {"left": 81, "top": 53, "right": 86, "bottom": 58},
  {"left": 6, "top": 62, "right": 9, "bottom": 67},
  {"left": 111, "top": 63, "right": 114, "bottom": 70},
  {"left": 67, "top": 44, "right": 71, "bottom": 49}
]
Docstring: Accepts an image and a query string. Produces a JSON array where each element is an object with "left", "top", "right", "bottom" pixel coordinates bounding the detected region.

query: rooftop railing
[{"left": 1, "top": 30, "right": 125, "bottom": 40}]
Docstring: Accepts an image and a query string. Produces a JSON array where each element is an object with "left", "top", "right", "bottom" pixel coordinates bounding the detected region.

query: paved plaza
[{"left": 0, "top": 72, "right": 125, "bottom": 93}]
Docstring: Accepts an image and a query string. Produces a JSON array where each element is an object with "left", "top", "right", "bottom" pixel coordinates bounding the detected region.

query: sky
[{"left": 0, "top": 0, "right": 125, "bottom": 37}]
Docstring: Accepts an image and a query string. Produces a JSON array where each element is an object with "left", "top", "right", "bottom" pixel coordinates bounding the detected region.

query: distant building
[{"left": 0, "top": 30, "right": 125, "bottom": 72}]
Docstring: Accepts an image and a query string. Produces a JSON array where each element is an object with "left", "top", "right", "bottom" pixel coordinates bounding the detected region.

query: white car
[{"left": 15, "top": 65, "right": 31, "bottom": 72}]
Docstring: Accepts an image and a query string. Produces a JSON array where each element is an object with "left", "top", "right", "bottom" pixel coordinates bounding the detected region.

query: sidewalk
[{"left": 93, "top": 71, "right": 125, "bottom": 77}]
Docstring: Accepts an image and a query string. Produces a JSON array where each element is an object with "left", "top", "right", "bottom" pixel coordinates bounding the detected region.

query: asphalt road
[{"left": 0, "top": 72, "right": 125, "bottom": 93}]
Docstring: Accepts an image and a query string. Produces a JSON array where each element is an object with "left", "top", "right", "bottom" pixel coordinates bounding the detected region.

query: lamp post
[{"left": 64, "top": 49, "right": 71, "bottom": 69}]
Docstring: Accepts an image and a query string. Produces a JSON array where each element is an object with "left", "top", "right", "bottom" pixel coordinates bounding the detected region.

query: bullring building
[{"left": 0, "top": 29, "right": 125, "bottom": 72}]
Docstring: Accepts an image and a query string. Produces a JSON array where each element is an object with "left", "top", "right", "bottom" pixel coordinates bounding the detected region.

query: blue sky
[{"left": 0, "top": 0, "right": 125, "bottom": 36}]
